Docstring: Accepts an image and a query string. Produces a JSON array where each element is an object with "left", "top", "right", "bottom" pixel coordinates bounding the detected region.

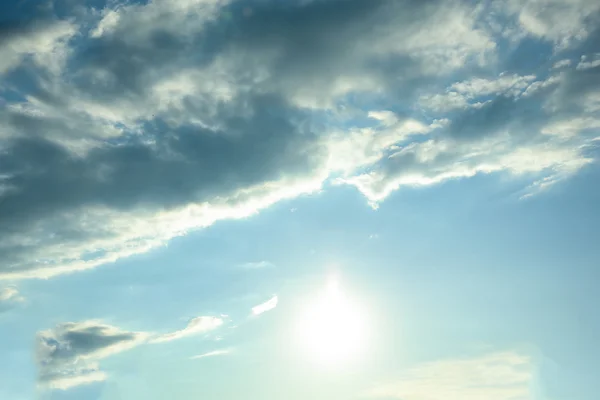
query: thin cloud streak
[
  {"left": 367, "top": 351, "right": 534, "bottom": 400},
  {"left": 190, "top": 348, "right": 233, "bottom": 360},
  {"left": 251, "top": 295, "right": 278, "bottom": 316},
  {"left": 150, "top": 316, "right": 224, "bottom": 344}
]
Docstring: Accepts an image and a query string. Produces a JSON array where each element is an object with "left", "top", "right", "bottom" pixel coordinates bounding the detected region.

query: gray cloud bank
[{"left": 1, "top": 0, "right": 599, "bottom": 279}]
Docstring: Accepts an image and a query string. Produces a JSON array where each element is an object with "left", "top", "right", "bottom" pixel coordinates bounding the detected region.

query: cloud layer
[
  {"left": 368, "top": 351, "right": 535, "bottom": 400},
  {"left": 1, "top": 0, "right": 599, "bottom": 279}
]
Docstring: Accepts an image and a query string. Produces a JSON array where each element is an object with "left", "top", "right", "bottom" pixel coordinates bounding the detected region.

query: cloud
[
  {"left": 553, "top": 59, "right": 572, "bottom": 69},
  {"left": 36, "top": 321, "right": 148, "bottom": 390},
  {"left": 37, "top": 316, "right": 224, "bottom": 389},
  {"left": 151, "top": 316, "right": 224, "bottom": 343},
  {"left": 419, "top": 73, "right": 537, "bottom": 112},
  {"left": 337, "top": 131, "right": 592, "bottom": 206},
  {"left": 1, "top": 0, "right": 599, "bottom": 279},
  {"left": 576, "top": 53, "right": 600, "bottom": 70},
  {"left": 0, "top": 94, "right": 327, "bottom": 280},
  {"left": 240, "top": 261, "right": 276, "bottom": 269},
  {"left": 251, "top": 295, "right": 278, "bottom": 316},
  {"left": 0, "top": 286, "right": 24, "bottom": 312},
  {"left": 336, "top": 63, "right": 599, "bottom": 205},
  {"left": 0, "top": 20, "right": 76, "bottom": 75},
  {"left": 367, "top": 351, "right": 535, "bottom": 400},
  {"left": 41, "top": 368, "right": 107, "bottom": 391},
  {"left": 496, "top": 0, "right": 600, "bottom": 50},
  {"left": 190, "top": 348, "right": 233, "bottom": 360}
]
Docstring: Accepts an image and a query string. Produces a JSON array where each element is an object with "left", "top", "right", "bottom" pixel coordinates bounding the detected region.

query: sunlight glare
[{"left": 295, "top": 277, "right": 368, "bottom": 367}]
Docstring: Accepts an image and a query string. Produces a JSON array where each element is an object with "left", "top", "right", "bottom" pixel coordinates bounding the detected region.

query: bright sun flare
[{"left": 296, "top": 277, "right": 368, "bottom": 367}]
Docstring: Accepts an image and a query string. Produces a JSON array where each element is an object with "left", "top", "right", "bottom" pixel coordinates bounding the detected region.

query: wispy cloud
[
  {"left": 151, "top": 316, "right": 224, "bottom": 344},
  {"left": 239, "top": 261, "right": 276, "bottom": 269},
  {"left": 190, "top": 348, "right": 233, "bottom": 360},
  {"left": 367, "top": 351, "right": 534, "bottom": 400},
  {"left": 251, "top": 296, "right": 278, "bottom": 316},
  {"left": 0, "top": 287, "right": 25, "bottom": 312}
]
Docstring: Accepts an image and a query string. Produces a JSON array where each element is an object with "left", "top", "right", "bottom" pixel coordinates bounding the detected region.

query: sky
[{"left": 0, "top": 0, "right": 599, "bottom": 399}]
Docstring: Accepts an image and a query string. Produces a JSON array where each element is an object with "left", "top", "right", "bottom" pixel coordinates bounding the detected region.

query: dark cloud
[
  {"left": 39, "top": 324, "right": 139, "bottom": 362},
  {"left": 58, "top": 0, "right": 449, "bottom": 110},
  {"left": 37, "top": 321, "right": 146, "bottom": 389},
  {"left": 0, "top": 0, "right": 598, "bottom": 278},
  {"left": 0, "top": 91, "right": 325, "bottom": 276},
  {"left": 0, "top": 93, "right": 320, "bottom": 217},
  {"left": 36, "top": 316, "right": 222, "bottom": 389}
]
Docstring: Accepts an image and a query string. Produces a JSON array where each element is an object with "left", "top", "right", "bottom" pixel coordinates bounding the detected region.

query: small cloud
[
  {"left": 251, "top": 295, "right": 278, "bottom": 316},
  {"left": 239, "top": 261, "right": 275, "bottom": 269},
  {"left": 576, "top": 54, "right": 600, "bottom": 70},
  {"left": 368, "top": 110, "right": 399, "bottom": 126},
  {"left": 369, "top": 234, "right": 379, "bottom": 239},
  {"left": 36, "top": 321, "right": 148, "bottom": 390},
  {"left": 552, "top": 59, "right": 572, "bottom": 69},
  {"left": 38, "top": 316, "right": 225, "bottom": 390},
  {"left": 190, "top": 348, "right": 233, "bottom": 360},
  {"left": 290, "top": 207, "right": 298, "bottom": 213},
  {"left": 0, "top": 287, "right": 24, "bottom": 312},
  {"left": 43, "top": 368, "right": 107, "bottom": 391},
  {"left": 151, "top": 316, "right": 223, "bottom": 344}
]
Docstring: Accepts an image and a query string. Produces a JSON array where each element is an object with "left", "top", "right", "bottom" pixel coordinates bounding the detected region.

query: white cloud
[
  {"left": 0, "top": 20, "right": 77, "bottom": 75},
  {"left": 419, "top": 91, "right": 473, "bottom": 112},
  {"left": 89, "top": 10, "right": 120, "bottom": 38},
  {"left": 190, "top": 348, "right": 233, "bottom": 360},
  {"left": 337, "top": 133, "right": 592, "bottom": 206},
  {"left": 521, "top": 75, "right": 562, "bottom": 97},
  {"left": 0, "top": 286, "right": 22, "bottom": 302},
  {"left": 576, "top": 54, "right": 600, "bottom": 70},
  {"left": 240, "top": 261, "right": 276, "bottom": 269},
  {"left": 500, "top": 0, "right": 600, "bottom": 50},
  {"left": 449, "top": 74, "right": 537, "bottom": 97},
  {"left": 0, "top": 286, "right": 24, "bottom": 311},
  {"left": 542, "top": 117, "right": 600, "bottom": 138},
  {"left": 89, "top": 0, "right": 226, "bottom": 42},
  {"left": 251, "top": 295, "right": 278, "bottom": 316},
  {"left": 151, "top": 316, "right": 224, "bottom": 343},
  {"left": 367, "top": 351, "right": 534, "bottom": 400},
  {"left": 552, "top": 59, "right": 572, "bottom": 69},
  {"left": 420, "top": 73, "right": 538, "bottom": 112},
  {"left": 326, "top": 115, "right": 437, "bottom": 173},
  {"left": 368, "top": 2, "right": 496, "bottom": 70},
  {"left": 43, "top": 367, "right": 107, "bottom": 391}
]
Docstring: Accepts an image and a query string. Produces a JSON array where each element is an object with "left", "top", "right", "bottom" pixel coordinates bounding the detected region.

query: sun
[{"left": 295, "top": 277, "right": 368, "bottom": 367}]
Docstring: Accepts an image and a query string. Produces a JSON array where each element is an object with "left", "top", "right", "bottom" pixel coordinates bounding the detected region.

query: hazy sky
[{"left": 1, "top": 0, "right": 599, "bottom": 399}]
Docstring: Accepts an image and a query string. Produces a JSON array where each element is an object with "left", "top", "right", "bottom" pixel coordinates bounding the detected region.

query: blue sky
[{"left": 1, "top": 0, "right": 600, "bottom": 399}]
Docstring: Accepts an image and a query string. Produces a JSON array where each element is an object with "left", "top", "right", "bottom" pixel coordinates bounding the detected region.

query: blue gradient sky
[{"left": 1, "top": 0, "right": 600, "bottom": 399}]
